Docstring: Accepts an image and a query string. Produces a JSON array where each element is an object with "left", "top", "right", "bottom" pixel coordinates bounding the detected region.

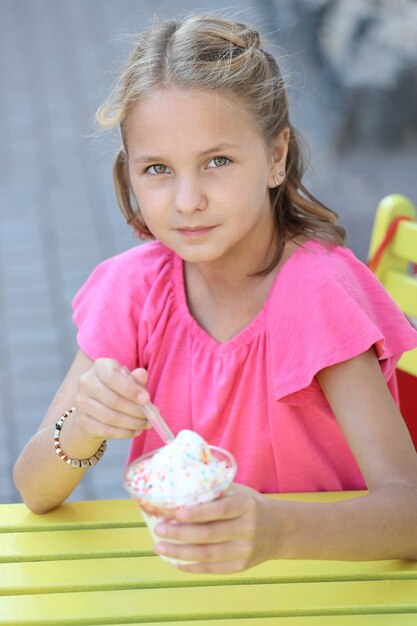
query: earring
[{"left": 273, "top": 172, "right": 285, "bottom": 187}]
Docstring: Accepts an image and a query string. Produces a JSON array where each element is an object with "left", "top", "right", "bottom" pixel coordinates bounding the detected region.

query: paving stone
[
  {"left": 8, "top": 355, "right": 64, "bottom": 385},
  {"left": 0, "top": 467, "right": 19, "bottom": 505},
  {"left": 90, "top": 481, "right": 130, "bottom": 502}
]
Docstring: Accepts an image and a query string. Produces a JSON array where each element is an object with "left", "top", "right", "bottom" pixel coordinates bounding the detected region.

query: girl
[{"left": 14, "top": 13, "right": 417, "bottom": 572}]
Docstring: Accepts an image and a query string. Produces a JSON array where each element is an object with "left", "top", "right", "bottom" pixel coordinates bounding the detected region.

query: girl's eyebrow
[
  {"left": 133, "top": 143, "right": 240, "bottom": 164},
  {"left": 199, "top": 143, "right": 240, "bottom": 156}
]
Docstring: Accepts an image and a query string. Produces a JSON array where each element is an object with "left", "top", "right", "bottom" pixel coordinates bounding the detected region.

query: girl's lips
[{"left": 176, "top": 226, "right": 216, "bottom": 238}]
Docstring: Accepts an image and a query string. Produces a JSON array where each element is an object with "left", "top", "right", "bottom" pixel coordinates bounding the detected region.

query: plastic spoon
[
  {"left": 120, "top": 366, "right": 175, "bottom": 444},
  {"left": 140, "top": 401, "right": 175, "bottom": 444}
]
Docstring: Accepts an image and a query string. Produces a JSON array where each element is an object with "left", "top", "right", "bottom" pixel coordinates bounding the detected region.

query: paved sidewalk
[
  {"left": 0, "top": 0, "right": 262, "bottom": 504},
  {"left": 1, "top": 0, "right": 417, "bottom": 505}
]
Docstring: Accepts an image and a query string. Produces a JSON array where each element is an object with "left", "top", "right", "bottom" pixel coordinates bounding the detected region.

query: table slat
[
  {"left": 0, "top": 527, "right": 154, "bottom": 562},
  {"left": 1, "top": 581, "right": 417, "bottom": 625},
  {"left": 92, "top": 619, "right": 417, "bottom": 626},
  {"left": 0, "top": 500, "right": 144, "bottom": 532},
  {"left": 1, "top": 556, "right": 417, "bottom": 595},
  {"left": 0, "top": 493, "right": 366, "bottom": 532}
]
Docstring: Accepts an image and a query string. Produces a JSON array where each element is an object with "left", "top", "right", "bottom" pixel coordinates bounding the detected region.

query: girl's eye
[
  {"left": 146, "top": 164, "right": 168, "bottom": 175},
  {"left": 207, "top": 156, "right": 230, "bottom": 168}
]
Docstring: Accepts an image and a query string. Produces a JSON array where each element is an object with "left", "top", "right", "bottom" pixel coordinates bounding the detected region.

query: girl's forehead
[
  {"left": 125, "top": 86, "right": 262, "bottom": 151},
  {"left": 132, "top": 86, "right": 249, "bottom": 119}
]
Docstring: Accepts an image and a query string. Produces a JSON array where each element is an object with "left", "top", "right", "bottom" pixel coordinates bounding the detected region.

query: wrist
[
  {"left": 55, "top": 408, "right": 107, "bottom": 469},
  {"left": 263, "top": 497, "right": 293, "bottom": 561},
  {"left": 70, "top": 408, "right": 104, "bottom": 447}
]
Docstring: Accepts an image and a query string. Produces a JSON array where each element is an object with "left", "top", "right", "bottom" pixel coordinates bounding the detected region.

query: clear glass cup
[{"left": 123, "top": 445, "right": 237, "bottom": 565}]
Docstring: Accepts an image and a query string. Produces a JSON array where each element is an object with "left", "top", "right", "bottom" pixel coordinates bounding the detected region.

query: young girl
[{"left": 14, "top": 13, "right": 417, "bottom": 572}]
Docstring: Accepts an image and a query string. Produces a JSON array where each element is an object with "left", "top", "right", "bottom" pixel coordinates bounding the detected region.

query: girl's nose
[{"left": 173, "top": 175, "right": 207, "bottom": 214}]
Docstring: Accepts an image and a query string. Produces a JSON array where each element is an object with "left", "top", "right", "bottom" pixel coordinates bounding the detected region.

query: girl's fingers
[
  {"left": 78, "top": 375, "right": 149, "bottom": 421},
  {"left": 87, "top": 397, "right": 150, "bottom": 430},
  {"left": 120, "top": 366, "right": 150, "bottom": 403},
  {"left": 80, "top": 410, "right": 149, "bottom": 439},
  {"left": 155, "top": 516, "right": 250, "bottom": 544},
  {"left": 129, "top": 367, "right": 149, "bottom": 387},
  {"left": 152, "top": 486, "right": 262, "bottom": 572},
  {"left": 173, "top": 559, "right": 249, "bottom": 575},
  {"left": 81, "top": 415, "right": 138, "bottom": 440},
  {"left": 76, "top": 361, "right": 154, "bottom": 439},
  {"left": 91, "top": 360, "right": 150, "bottom": 405},
  {"left": 154, "top": 539, "right": 250, "bottom": 566},
  {"left": 172, "top": 490, "right": 249, "bottom": 524},
  {"left": 88, "top": 383, "right": 148, "bottom": 420},
  {"left": 76, "top": 394, "right": 151, "bottom": 439}
]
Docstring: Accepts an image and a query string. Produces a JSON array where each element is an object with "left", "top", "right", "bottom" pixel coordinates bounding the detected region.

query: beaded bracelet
[{"left": 54, "top": 407, "right": 107, "bottom": 469}]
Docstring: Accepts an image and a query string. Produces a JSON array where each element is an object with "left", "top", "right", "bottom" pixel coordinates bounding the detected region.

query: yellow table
[{"left": 1, "top": 492, "right": 417, "bottom": 625}]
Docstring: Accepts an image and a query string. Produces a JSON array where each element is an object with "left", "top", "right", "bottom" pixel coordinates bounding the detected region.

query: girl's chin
[
  {"left": 160, "top": 241, "right": 223, "bottom": 264},
  {"left": 176, "top": 250, "right": 224, "bottom": 264}
]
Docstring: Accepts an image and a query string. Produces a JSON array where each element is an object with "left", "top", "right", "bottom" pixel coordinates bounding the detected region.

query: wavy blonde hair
[{"left": 96, "top": 13, "right": 345, "bottom": 273}]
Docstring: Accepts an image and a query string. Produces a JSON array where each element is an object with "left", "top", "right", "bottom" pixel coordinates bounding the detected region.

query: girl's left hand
[{"left": 153, "top": 484, "right": 276, "bottom": 573}]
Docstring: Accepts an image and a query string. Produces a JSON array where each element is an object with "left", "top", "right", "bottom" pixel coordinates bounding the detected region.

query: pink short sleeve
[
  {"left": 72, "top": 254, "right": 140, "bottom": 370},
  {"left": 269, "top": 242, "right": 417, "bottom": 402}
]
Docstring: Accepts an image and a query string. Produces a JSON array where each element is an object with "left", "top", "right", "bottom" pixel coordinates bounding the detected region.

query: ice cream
[
  {"left": 123, "top": 429, "right": 237, "bottom": 564},
  {"left": 124, "top": 429, "right": 236, "bottom": 511}
]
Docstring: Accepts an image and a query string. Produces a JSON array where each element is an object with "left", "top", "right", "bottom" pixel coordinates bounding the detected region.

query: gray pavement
[{"left": 1, "top": 0, "right": 417, "bottom": 505}]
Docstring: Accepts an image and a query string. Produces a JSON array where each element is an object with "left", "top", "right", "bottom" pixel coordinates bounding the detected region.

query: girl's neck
[
  {"left": 183, "top": 238, "right": 303, "bottom": 344},
  {"left": 185, "top": 227, "right": 280, "bottom": 299},
  {"left": 184, "top": 235, "right": 301, "bottom": 300}
]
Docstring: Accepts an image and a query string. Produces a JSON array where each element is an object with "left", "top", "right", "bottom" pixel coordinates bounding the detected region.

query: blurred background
[{"left": 1, "top": 0, "right": 417, "bottom": 503}]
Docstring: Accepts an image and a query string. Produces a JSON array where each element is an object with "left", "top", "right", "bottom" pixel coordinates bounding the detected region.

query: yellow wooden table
[{"left": 1, "top": 492, "right": 417, "bottom": 625}]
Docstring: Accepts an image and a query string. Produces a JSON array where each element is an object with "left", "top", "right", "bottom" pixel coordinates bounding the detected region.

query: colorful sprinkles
[{"left": 124, "top": 430, "right": 236, "bottom": 508}]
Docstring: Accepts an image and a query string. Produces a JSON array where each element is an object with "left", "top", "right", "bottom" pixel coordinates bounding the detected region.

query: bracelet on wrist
[{"left": 54, "top": 407, "right": 107, "bottom": 469}]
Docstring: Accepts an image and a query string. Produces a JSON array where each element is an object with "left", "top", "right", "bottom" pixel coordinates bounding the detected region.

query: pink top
[{"left": 72, "top": 240, "right": 417, "bottom": 493}]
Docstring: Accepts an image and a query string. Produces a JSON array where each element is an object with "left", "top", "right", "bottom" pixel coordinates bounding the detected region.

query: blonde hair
[{"left": 97, "top": 13, "right": 345, "bottom": 273}]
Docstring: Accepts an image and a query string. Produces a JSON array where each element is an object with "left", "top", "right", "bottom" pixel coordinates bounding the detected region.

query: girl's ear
[{"left": 268, "top": 127, "right": 290, "bottom": 188}]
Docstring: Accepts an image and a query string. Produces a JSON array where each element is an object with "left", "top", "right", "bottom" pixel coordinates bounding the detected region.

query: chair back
[{"left": 368, "top": 194, "right": 417, "bottom": 376}]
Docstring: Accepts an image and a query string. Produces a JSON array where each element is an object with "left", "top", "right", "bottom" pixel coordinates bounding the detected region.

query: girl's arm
[
  {"left": 152, "top": 347, "right": 417, "bottom": 571},
  {"left": 273, "top": 346, "right": 417, "bottom": 560},
  {"left": 13, "top": 350, "right": 150, "bottom": 514}
]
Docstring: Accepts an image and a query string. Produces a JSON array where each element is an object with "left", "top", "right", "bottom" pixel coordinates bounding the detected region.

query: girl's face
[{"left": 126, "top": 87, "right": 287, "bottom": 268}]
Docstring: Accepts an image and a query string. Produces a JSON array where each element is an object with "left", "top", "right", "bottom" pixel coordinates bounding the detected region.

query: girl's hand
[
  {"left": 153, "top": 484, "right": 277, "bottom": 573},
  {"left": 74, "top": 358, "right": 151, "bottom": 442}
]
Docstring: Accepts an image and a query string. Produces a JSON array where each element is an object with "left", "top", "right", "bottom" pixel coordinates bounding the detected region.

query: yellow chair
[{"left": 368, "top": 193, "right": 417, "bottom": 447}]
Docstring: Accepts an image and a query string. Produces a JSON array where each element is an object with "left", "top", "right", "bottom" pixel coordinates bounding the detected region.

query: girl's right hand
[{"left": 73, "top": 358, "right": 151, "bottom": 442}]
